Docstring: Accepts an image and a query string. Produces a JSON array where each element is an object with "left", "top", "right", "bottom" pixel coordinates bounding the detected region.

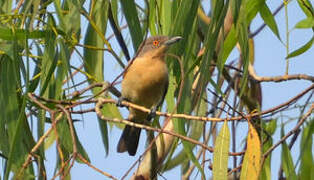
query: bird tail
[{"left": 117, "top": 125, "right": 141, "bottom": 156}]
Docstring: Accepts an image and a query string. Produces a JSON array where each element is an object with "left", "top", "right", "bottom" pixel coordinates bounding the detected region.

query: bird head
[{"left": 137, "top": 35, "right": 182, "bottom": 58}]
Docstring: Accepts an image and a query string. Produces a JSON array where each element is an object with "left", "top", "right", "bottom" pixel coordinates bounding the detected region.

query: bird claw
[
  {"left": 117, "top": 97, "right": 126, "bottom": 107},
  {"left": 147, "top": 107, "right": 157, "bottom": 121}
]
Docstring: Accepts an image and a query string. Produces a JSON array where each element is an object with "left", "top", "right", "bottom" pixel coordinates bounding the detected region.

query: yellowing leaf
[
  {"left": 213, "top": 120, "right": 230, "bottom": 180},
  {"left": 240, "top": 121, "right": 261, "bottom": 180}
]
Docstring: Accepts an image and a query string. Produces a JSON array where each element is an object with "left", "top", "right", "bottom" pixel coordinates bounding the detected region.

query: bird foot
[{"left": 117, "top": 97, "right": 126, "bottom": 107}]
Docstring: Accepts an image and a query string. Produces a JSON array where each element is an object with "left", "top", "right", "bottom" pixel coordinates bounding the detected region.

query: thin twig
[
  {"left": 262, "top": 104, "right": 314, "bottom": 163},
  {"left": 96, "top": 97, "right": 244, "bottom": 156},
  {"left": 18, "top": 112, "right": 63, "bottom": 178},
  {"left": 31, "top": 84, "right": 314, "bottom": 124},
  {"left": 57, "top": 105, "right": 78, "bottom": 178},
  {"left": 277, "top": 91, "right": 314, "bottom": 177},
  {"left": 250, "top": 66, "right": 314, "bottom": 82},
  {"left": 77, "top": 154, "right": 118, "bottom": 180}
]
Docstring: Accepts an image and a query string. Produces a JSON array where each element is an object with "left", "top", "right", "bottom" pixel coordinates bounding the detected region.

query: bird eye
[{"left": 153, "top": 40, "right": 159, "bottom": 46}]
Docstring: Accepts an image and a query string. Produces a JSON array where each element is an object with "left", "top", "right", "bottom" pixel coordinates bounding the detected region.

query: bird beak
[{"left": 164, "top": 36, "right": 183, "bottom": 46}]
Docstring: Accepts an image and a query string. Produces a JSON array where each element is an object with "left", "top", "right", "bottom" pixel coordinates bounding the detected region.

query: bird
[{"left": 117, "top": 35, "right": 182, "bottom": 156}]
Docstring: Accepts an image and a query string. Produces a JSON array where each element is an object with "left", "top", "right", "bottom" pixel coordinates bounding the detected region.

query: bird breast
[{"left": 121, "top": 56, "right": 168, "bottom": 108}]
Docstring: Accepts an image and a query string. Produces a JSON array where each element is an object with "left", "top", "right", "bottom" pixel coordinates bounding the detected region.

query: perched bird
[{"left": 117, "top": 35, "right": 182, "bottom": 156}]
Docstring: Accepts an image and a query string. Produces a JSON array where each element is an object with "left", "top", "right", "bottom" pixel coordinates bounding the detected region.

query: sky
[{"left": 8, "top": 0, "right": 313, "bottom": 179}]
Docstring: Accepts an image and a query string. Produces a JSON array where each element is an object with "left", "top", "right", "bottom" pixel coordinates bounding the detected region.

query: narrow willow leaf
[
  {"left": 28, "top": 45, "right": 42, "bottom": 92},
  {"left": 260, "top": 138, "right": 272, "bottom": 180},
  {"left": 294, "top": 17, "right": 314, "bottom": 29},
  {"left": 56, "top": 116, "right": 90, "bottom": 163},
  {"left": 1, "top": 55, "right": 35, "bottom": 179},
  {"left": 213, "top": 121, "right": 230, "bottom": 180},
  {"left": 39, "top": 15, "right": 57, "bottom": 97},
  {"left": 160, "top": 0, "right": 172, "bottom": 34},
  {"left": 120, "top": 0, "right": 143, "bottom": 51},
  {"left": 62, "top": 0, "right": 81, "bottom": 35},
  {"left": 244, "top": 0, "right": 265, "bottom": 23},
  {"left": 1, "top": 34, "right": 38, "bottom": 178},
  {"left": 297, "top": 0, "right": 314, "bottom": 18},
  {"left": 83, "top": 0, "right": 121, "bottom": 155},
  {"left": 53, "top": 0, "right": 67, "bottom": 32},
  {"left": 162, "top": 91, "right": 207, "bottom": 171},
  {"left": 83, "top": 0, "right": 108, "bottom": 85},
  {"left": 248, "top": 38, "right": 255, "bottom": 64},
  {"left": 148, "top": 0, "right": 157, "bottom": 35},
  {"left": 161, "top": 71, "right": 179, "bottom": 171},
  {"left": 240, "top": 121, "right": 261, "bottom": 180},
  {"left": 286, "top": 36, "right": 314, "bottom": 59},
  {"left": 0, "top": 65, "right": 10, "bottom": 158},
  {"left": 181, "top": 140, "right": 205, "bottom": 178},
  {"left": 299, "top": 120, "right": 314, "bottom": 179},
  {"left": 1, "top": 55, "right": 21, "bottom": 179},
  {"left": 260, "top": 120, "right": 277, "bottom": 180},
  {"left": 259, "top": 3, "right": 281, "bottom": 40},
  {"left": 264, "top": 119, "right": 277, "bottom": 135},
  {"left": 237, "top": 22, "right": 249, "bottom": 97},
  {"left": 111, "top": 0, "right": 119, "bottom": 24},
  {"left": 281, "top": 127, "right": 297, "bottom": 180},
  {"left": 0, "top": 0, "right": 12, "bottom": 13},
  {"left": 0, "top": 28, "right": 46, "bottom": 40},
  {"left": 197, "top": 0, "right": 228, "bottom": 114},
  {"left": 168, "top": 0, "right": 205, "bottom": 178},
  {"left": 231, "top": 0, "right": 242, "bottom": 23},
  {"left": 220, "top": 26, "right": 237, "bottom": 72},
  {"left": 44, "top": 127, "right": 57, "bottom": 150}
]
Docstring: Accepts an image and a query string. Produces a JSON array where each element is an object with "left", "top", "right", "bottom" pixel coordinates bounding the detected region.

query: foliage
[{"left": 0, "top": 0, "right": 313, "bottom": 179}]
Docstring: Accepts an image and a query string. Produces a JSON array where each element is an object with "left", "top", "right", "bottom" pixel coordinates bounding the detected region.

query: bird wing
[{"left": 157, "top": 76, "right": 169, "bottom": 109}]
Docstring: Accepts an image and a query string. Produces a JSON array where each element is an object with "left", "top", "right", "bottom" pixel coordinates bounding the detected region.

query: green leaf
[
  {"left": 1, "top": 53, "right": 35, "bottom": 179},
  {"left": 160, "top": 0, "right": 172, "bottom": 34},
  {"left": 28, "top": 48, "right": 42, "bottom": 93},
  {"left": 299, "top": 120, "right": 314, "bottom": 179},
  {"left": 219, "top": 25, "right": 237, "bottom": 73},
  {"left": 237, "top": 21, "right": 249, "bottom": 97},
  {"left": 53, "top": 0, "right": 67, "bottom": 31},
  {"left": 62, "top": 0, "right": 81, "bottom": 35},
  {"left": 120, "top": 0, "right": 143, "bottom": 51},
  {"left": 181, "top": 140, "right": 205, "bottom": 178},
  {"left": 213, "top": 121, "right": 230, "bottom": 180},
  {"left": 0, "top": 28, "right": 46, "bottom": 40},
  {"left": 281, "top": 127, "right": 297, "bottom": 180},
  {"left": 260, "top": 121, "right": 276, "bottom": 180},
  {"left": 294, "top": 17, "right": 314, "bottom": 29},
  {"left": 148, "top": 0, "right": 157, "bottom": 35},
  {"left": 259, "top": 3, "right": 281, "bottom": 39},
  {"left": 231, "top": 0, "right": 242, "bottom": 23},
  {"left": 111, "top": 0, "right": 119, "bottom": 24},
  {"left": 57, "top": 116, "right": 90, "bottom": 163},
  {"left": 83, "top": 0, "right": 114, "bottom": 155},
  {"left": 265, "top": 119, "right": 277, "bottom": 135},
  {"left": 162, "top": 93, "right": 207, "bottom": 172},
  {"left": 39, "top": 15, "right": 58, "bottom": 97},
  {"left": 244, "top": 0, "right": 265, "bottom": 23},
  {"left": 0, "top": 0, "right": 12, "bottom": 13},
  {"left": 167, "top": 0, "right": 207, "bottom": 178},
  {"left": 197, "top": 0, "right": 229, "bottom": 109},
  {"left": 0, "top": 55, "right": 20, "bottom": 179},
  {"left": 260, "top": 137, "right": 272, "bottom": 180},
  {"left": 297, "top": 0, "right": 314, "bottom": 18},
  {"left": 286, "top": 36, "right": 314, "bottom": 58}
]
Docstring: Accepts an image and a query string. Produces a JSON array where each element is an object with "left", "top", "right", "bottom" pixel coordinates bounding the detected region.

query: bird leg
[
  {"left": 116, "top": 97, "right": 128, "bottom": 107},
  {"left": 147, "top": 106, "right": 158, "bottom": 121}
]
